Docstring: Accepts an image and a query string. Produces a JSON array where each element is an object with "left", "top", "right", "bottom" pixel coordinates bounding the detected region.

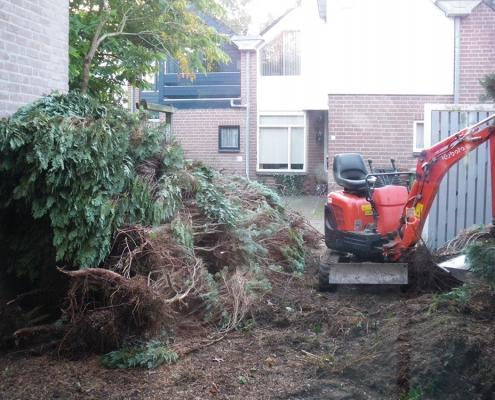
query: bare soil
[{"left": 1, "top": 255, "right": 494, "bottom": 400}]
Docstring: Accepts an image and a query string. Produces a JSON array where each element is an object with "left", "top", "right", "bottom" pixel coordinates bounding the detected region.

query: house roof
[
  {"left": 196, "top": 11, "right": 236, "bottom": 35},
  {"left": 231, "top": 35, "right": 264, "bottom": 50},
  {"left": 259, "top": 6, "right": 298, "bottom": 36},
  {"left": 434, "top": 0, "right": 495, "bottom": 16},
  {"left": 259, "top": 0, "right": 327, "bottom": 37}
]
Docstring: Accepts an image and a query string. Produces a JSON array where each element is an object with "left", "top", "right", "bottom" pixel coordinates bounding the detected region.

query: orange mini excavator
[{"left": 320, "top": 114, "right": 495, "bottom": 290}]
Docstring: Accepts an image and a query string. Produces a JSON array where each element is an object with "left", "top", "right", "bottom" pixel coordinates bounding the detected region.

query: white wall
[
  {"left": 326, "top": 0, "right": 454, "bottom": 95},
  {"left": 258, "top": 0, "right": 329, "bottom": 111}
]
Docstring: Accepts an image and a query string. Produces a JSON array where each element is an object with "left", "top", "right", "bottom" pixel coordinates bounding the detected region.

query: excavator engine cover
[
  {"left": 327, "top": 191, "right": 374, "bottom": 232},
  {"left": 372, "top": 186, "right": 408, "bottom": 234},
  {"left": 327, "top": 185, "right": 408, "bottom": 235},
  {"left": 325, "top": 185, "right": 409, "bottom": 259}
]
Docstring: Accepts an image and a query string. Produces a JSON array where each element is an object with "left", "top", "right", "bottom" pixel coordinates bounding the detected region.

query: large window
[
  {"left": 258, "top": 114, "right": 305, "bottom": 171},
  {"left": 261, "top": 31, "right": 301, "bottom": 76}
]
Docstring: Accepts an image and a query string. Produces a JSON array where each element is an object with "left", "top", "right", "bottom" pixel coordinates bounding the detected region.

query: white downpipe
[
  {"left": 454, "top": 16, "right": 461, "bottom": 103},
  {"left": 245, "top": 51, "right": 251, "bottom": 179}
]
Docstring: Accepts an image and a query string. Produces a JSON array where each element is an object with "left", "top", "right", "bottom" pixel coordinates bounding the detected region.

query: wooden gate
[{"left": 424, "top": 104, "right": 495, "bottom": 248}]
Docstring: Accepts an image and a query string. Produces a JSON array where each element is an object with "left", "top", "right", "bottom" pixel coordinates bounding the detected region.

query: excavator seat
[{"left": 333, "top": 153, "right": 369, "bottom": 194}]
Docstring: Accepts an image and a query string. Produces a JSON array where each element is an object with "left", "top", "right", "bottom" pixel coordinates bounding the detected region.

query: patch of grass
[
  {"left": 100, "top": 340, "right": 178, "bottom": 369},
  {"left": 429, "top": 285, "right": 471, "bottom": 313},
  {"left": 400, "top": 387, "right": 423, "bottom": 400}
]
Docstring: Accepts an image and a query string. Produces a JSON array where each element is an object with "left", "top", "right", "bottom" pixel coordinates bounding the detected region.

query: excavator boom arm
[{"left": 386, "top": 114, "right": 495, "bottom": 260}]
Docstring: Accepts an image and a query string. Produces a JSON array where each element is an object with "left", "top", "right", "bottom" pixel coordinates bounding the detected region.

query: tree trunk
[
  {"left": 81, "top": 57, "right": 92, "bottom": 94},
  {"left": 80, "top": 5, "right": 108, "bottom": 94}
]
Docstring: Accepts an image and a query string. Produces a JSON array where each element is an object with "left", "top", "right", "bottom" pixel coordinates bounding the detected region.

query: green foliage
[
  {"left": 70, "top": 0, "right": 229, "bottom": 102},
  {"left": 217, "top": 0, "right": 252, "bottom": 34},
  {"left": 282, "top": 228, "right": 306, "bottom": 273},
  {"left": 480, "top": 74, "right": 495, "bottom": 102},
  {"left": 171, "top": 218, "right": 194, "bottom": 253},
  {"left": 194, "top": 169, "right": 240, "bottom": 226},
  {"left": 245, "top": 179, "right": 284, "bottom": 211},
  {"left": 162, "top": 142, "right": 185, "bottom": 171},
  {"left": 400, "top": 387, "right": 423, "bottom": 400},
  {"left": 100, "top": 340, "right": 178, "bottom": 369},
  {"left": 0, "top": 92, "right": 176, "bottom": 271},
  {"left": 430, "top": 286, "right": 471, "bottom": 313},
  {"left": 466, "top": 239, "right": 495, "bottom": 288},
  {"left": 274, "top": 175, "right": 306, "bottom": 196}
]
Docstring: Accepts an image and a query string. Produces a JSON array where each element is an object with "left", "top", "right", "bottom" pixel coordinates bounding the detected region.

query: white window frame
[
  {"left": 257, "top": 111, "right": 307, "bottom": 173},
  {"left": 412, "top": 120, "right": 425, "bottom": 154}
]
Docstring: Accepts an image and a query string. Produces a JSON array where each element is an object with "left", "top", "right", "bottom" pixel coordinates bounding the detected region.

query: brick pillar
[{"left": 240, "top": 50, "right": 258, "bottom": 179}]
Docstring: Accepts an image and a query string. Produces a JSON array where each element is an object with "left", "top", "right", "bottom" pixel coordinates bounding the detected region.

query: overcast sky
[{"left": 245, "top": 0, "right": 299, "bottom": 34}]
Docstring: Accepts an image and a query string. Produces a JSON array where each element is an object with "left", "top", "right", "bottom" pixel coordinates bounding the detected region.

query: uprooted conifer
[{"left": 0, "top": 93, "right": 321, "bottom": 356}]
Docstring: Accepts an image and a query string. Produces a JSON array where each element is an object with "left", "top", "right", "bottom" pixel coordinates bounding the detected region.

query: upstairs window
[{"left": 261, "top": 31, "right": 301, "bottom": 76}]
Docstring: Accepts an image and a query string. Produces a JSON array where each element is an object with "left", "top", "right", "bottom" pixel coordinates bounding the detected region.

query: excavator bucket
[{"left": 327, "top": 262, "right": 408, "bottom": 285}]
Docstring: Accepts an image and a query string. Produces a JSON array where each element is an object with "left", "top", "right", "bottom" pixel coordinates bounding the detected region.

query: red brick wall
[
  {"left": 327, "top": 94, "right": 453, "bottom": 189},
  {"left": 459, "top": 2, "right": 495, "bottom": 103},
  {"left": 172, "top": 109, "right": 246, "bottom": 175}
]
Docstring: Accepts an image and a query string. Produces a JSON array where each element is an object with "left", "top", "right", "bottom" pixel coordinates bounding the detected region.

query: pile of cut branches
[{"left": 0, "top": 93, "right": 321, "bottom": 356}]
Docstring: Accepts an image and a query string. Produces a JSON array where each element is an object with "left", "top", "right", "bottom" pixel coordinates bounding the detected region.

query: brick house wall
[
  {"left": 458, "top": 2, "right": 495, "bottom": 103},
  {"left": 172, "top": 109, "right": 246, "bottom": 175},
  {"left": 327, "top": 95, "right": 453, "bottom": 189},
  {"left": 0, "top": 0, "right": 69, "bottom": 117},
  {"left": 326, "top": 3, "right": 495, "bottom": 190},
  {"left": 168, "top": 50, "right": 257, "bottom": 176}
]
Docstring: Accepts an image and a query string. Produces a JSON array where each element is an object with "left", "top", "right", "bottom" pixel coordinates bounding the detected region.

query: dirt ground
[{"left": 1, "top": 253, "right": 494, "bottom": 400}]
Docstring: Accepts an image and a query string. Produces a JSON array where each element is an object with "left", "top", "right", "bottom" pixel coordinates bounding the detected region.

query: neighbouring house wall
[
  {"left": 257, "top": 1, "right": 328, "bottom": 111},
  {"left": 327, "top": 94, "right": 453, "bottom": 189},
  {"left": 0, "top": 0, "right": 69, "bottom": 117},
  {"left": 325, "top": 0, "right": 454, "bottom": 96},
  {"left": 171, "top": 50, "right": 257, "bottom": 177},
  {"left": 172, "top": 109, "right": 246, "bottom": 175},
  {"left": 459, "top": 2, "right": 495, "bottom": 103}
]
